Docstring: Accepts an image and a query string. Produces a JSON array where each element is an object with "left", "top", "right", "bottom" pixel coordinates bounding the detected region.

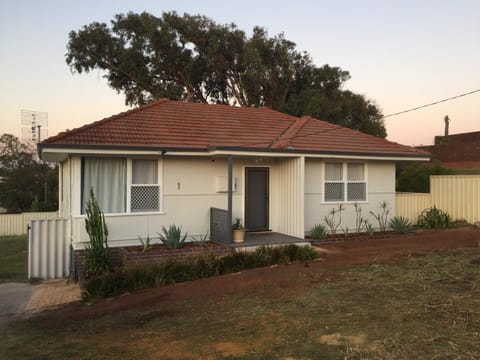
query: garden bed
[
  {"left": 119, "top": 241, "right": 231, "bottom": 267},
  {"left": 308, "top": 230, "right": 407, "bottom": 245}
]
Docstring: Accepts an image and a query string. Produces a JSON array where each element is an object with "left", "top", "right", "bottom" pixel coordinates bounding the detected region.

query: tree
[
  {"left": 66, "top": 11, "right": 387, "bottom": 137},
  {"left": 0, "top": 134, "right": 58, "bottom": 212},
  {"left": 396, "top": 161, "right": 451, "bottom": 193}
]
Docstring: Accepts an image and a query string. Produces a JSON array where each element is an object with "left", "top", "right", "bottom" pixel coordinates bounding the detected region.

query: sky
[{"left": 0, "top": 0, "right": 479, "bottom": 146}]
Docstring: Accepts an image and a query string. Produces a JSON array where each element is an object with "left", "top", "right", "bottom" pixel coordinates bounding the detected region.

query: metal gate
[{"left": 28, "top": 218, "right": 71, "bottom": 280}]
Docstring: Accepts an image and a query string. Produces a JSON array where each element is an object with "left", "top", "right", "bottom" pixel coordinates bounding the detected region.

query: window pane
[
  {"left": 347, "top": 163, "right": 364, "bottom": 181},
  {"left": 131, "top": 185, "right": 160, "bottom": 212},
  {"left": 325, "top": 163, "right": 343, "bottom": 181},
  {"left": 132, "top": 160, "right": 157, "bottom": 184},
  {"left": 325, "top": 182, "right": 344, "bottom": 201},
  {"left": 82, "top": 158, "right": 126, "bottom": 214},
  {"left": 347, "top": 183, "right": 366, "bottom": 201}
]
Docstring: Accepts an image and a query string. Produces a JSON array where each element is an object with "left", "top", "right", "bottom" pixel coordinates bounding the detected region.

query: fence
[
  {"left": 396, "top": 175, "right": 480, "bottom": 224},
  {"left": 0, "top": 211, "right": 58, "bottom": 236},
  {"left": 28, "top": 218, "right": 70, "bottom": 280}
]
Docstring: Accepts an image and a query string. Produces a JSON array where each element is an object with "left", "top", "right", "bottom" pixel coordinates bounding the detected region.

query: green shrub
[
  {"left": 84, "top": 188, "right": 111, "bottom": 278},
  {"left": 82, "top": 245, "right": 318, "bottom": 301},
  {"left": 417, "top": 206, "right": 452, "bottom": 229},
  {"left": 158, "top": 224, "right": 187, "bottom": 249},
  {"left": 309, "top": 224, "right": 328, "bottom": 240},
  {"left": 389, "top": 216, "right": 412, "bottom": 234}
]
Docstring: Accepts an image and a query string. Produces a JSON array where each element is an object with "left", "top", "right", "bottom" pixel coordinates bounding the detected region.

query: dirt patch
[
  {"left": 36, "top": 227, "right": 480, "bottom": 323},
  {"left": 215, "top": 341, "right": 248, "bottom": 357},
  {"left": 319, "top": 333, "right": 367, "bottom": 346}
]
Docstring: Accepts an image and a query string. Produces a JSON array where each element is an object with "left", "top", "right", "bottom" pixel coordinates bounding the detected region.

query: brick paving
[{"left": 25, "top": 280, "right": 81, "bottom": 314}]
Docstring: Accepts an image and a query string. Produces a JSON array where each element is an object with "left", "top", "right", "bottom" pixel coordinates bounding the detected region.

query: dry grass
[
  {"left": 2, "top": 248, "right": 480, "bottom": 359},
  {"left": 0, "top": 235, "right": 27, "bottom": 283}
]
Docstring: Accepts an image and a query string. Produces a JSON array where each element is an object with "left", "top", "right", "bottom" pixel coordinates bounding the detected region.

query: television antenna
[{"left": 21, "top": 109, "right": 48, "bottom": 144}]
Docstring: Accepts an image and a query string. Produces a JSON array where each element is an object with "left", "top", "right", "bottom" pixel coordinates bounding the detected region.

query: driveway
[{"left": 0, "top": 283, "right": 34, "bottom": 330}]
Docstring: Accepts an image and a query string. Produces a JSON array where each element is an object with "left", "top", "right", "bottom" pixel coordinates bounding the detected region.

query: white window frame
[
  {"left": 323, "top": 161, "right": 368, "bottom": 203},
  {"left": 126, "top": 158, "right": 164, "bottom": 214}
]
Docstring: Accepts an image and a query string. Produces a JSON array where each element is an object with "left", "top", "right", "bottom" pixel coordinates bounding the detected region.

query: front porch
[{"left": 230, "top": 231, "right": 310, "bottom": 250}]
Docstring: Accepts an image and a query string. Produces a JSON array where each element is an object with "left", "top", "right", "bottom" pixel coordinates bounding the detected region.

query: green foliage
[
  {"left": 364, "top": 223, "right": 375, "bottom": 236},
  {"left": 0, "top": 235, "right": 28, "bottom": 282},
  {"left": 158, "top": 224, "right": 187, "bottom": 249},
  {"left": 309, "top": 224, "right": 328, "bottom": 240},
  {"left": 138, "top": 235, "right": 153, "bottom": 252},
  {"left": 0, "top": 134, "right": 58, "bottom": 212},
  {"left": 370, "top": 201, "right": 390, "bottom": 232},
  {"left": 389, "top": 216, "right": 412, "bottom": 234},
  {"left": 82, "top": 245, "right": 318, "bottom": 301},
  {"left": 65, "top": 12, "right": 386, "bottom": 137},
  {"left": 84, "top": 189, "right": 111, "bottom": 277},
  {"left": 323, "top": 204, "right": 345, "bottom": 235},
  {"left": 232, "top": 218, "right": 244, "bottom": 230},
  {"left": 417, "top": 206, "right": 452, "bottom": 229},
  {"left": 396, "top": 161, "right": 451, "bottom": 193}
]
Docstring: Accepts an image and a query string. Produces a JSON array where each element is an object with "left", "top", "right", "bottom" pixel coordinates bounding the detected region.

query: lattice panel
[
  {"left": 325, "top": 182, "right": 344, "bottom": 201},
  {"left": 347, "top": 183, "right": 366, "bottom": 201},
  {"left": 131, "top": 185, "right": 160, "bottom": 212}
]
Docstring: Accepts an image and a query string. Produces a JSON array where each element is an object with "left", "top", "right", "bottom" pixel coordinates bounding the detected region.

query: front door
[{"left": 245, "top": 167, "right": 269, "bottom": 231}]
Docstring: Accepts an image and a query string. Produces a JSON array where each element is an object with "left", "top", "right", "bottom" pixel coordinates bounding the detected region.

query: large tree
[
  {"left": 66, "top": 11, "right": 386, "bottom": 137},
  {"left": 0, "top": 134, "right": 58, "bottom": 212}
]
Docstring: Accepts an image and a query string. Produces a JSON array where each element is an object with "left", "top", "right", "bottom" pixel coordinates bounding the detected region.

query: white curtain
[
  {"left": 82, "top": 158, "right": 126, "bottom": 214},
  {"left": 347, "top": 163, "right": 365, "bottom": 181},
  {"left": 132, "top": 160, "right": 157, "bottom": 184},
  {"left": 325, "top": 162, "right": 343, "bottom": 181}
]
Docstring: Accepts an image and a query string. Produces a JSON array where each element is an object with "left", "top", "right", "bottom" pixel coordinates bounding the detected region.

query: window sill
[{"left": 73, "top": 211, "right": 166, "bottom": 219}]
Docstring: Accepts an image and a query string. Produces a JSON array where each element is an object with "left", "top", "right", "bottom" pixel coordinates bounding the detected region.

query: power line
[{"left": 382, "top": 88, "right": 480, "bottom": 119}]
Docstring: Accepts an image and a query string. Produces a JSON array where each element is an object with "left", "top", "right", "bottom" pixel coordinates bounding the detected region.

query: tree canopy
[
  {"left": 66, "top": 11, "right": 386, "bottom": 137},
  {"left": 0, "top": 134, "right": 58, "bottom": 212}
]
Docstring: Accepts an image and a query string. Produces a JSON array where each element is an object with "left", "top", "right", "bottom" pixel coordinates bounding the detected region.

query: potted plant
[{"left": 232, "top": 218, "right": 246, "bottom": 243}]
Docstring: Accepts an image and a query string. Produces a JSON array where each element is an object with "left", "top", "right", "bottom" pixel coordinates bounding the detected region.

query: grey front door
[{"left": 245, "top": 167, "right": 269, "bottom": 231}]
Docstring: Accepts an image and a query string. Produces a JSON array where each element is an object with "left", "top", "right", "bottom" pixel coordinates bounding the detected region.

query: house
[
  {"left": 417, "top": 130, "right": 480, "bottom": 169},
  {"left": 39, "top": 99, "right": 429, "bottom": 257}
]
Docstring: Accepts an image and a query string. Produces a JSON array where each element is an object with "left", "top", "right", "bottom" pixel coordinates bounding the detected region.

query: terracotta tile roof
[{"left": 41, "top": 98, "right": 427, "bottom": 157}]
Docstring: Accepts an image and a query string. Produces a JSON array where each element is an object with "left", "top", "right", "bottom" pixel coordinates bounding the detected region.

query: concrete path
[
  {"left": 0, "top": 280, "right": 81, "bottom": 331},
  {"left": 0, "top": 283, "right": 35, "bottom": 330}
]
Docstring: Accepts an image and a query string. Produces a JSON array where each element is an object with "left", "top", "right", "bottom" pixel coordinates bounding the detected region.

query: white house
[{"left": 39, "top": 99, "right": 428, "bottom": 253}]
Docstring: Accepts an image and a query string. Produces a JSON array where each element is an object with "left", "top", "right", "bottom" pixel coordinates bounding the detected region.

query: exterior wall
[
  {"left": 270, "top": 157, "right": 305, "bottom": 237},
  {"left": 304, "top": 159, "right": 396, "bottom": 234},
  {"left": 396, "top": 175, "right": 480, "bottom": 224}
]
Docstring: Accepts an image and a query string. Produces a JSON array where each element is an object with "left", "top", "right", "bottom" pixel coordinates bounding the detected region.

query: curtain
[
  {"left": 82, "top": 158, "right": 126, "bottom": 214},
  {"left": 347, "top": 163, "right": 364, "bottom": 181},
  {"left": 325, "top": 162, "right": 343, "bottom": 181},
  {"left": 132, "top": 160, "right": 157, "bottom": 184}
]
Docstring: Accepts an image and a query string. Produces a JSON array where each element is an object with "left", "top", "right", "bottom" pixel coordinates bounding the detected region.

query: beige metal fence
[
  {"left": 396, "top": 175, "right": 480, "bottom": 224},
  {"left": 0, "top": 212, "right": 59, "bottom": 236}
]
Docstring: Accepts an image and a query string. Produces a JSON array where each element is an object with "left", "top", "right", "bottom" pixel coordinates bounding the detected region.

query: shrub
[
  {"left": 370, "top": 201, "right": 390, "bottom": 232},
  {"left": 158, "top": 224, "right": 187, "bottom": 249},
  {"left": 84, "top": 188, "right": 111, "bottom": 278},
  {"left": 417, "top": 206, "right": 452, "bottom": 229},
  {"left": 389, "top": 216, "right": 412, "bottom": 234},
  {"left": 82, "top": 244, "right": 318, "bottom": 301},
  {"left": 309, "top": 224, "right": 328, "bottom": 240}
]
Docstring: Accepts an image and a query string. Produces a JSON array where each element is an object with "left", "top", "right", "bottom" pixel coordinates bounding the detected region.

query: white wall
[{"left": 304, "top": 159, "right": 396, "bottom": 234}]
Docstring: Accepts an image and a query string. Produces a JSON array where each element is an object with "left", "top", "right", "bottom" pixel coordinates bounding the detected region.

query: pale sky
[{"left": 1, "top": 0, "right": 479, "bottom": 146}]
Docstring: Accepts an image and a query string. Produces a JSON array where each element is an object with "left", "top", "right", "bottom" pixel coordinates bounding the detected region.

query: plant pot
[{"left": 233, "top": 229, "right": 246, "bottom": 243}]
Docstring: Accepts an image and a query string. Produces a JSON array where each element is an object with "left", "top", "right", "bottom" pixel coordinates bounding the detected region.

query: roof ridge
[
  {"left": 270, "top": 116, "right": 310, "bottom": 149},
  {"left": 42, "top": 98, "right": 170, "bottom": 144}
]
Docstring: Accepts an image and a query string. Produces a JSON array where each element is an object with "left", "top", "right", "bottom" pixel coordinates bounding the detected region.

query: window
[
  {"left": 82, "top": 158, "right": 126, "bottom": 214},
  {"left": 324, "top": 162, "right": 366, "bottom": 202},
  {"left": 81, "top": 157, "right": 161, "bottom": 214},
  {"left": 130, "top": 160, "right": 160, "bottom": 212}
]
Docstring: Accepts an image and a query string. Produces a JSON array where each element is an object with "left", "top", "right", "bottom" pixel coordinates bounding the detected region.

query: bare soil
[{"left": 51, "top": 227, "right": 480, "bottom": 321}]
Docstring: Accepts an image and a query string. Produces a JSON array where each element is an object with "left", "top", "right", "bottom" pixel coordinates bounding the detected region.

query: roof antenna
[{"left": 444, "top": 115, "right": 450, "bottom": 136}]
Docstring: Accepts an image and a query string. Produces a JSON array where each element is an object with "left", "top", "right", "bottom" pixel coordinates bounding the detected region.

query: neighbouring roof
[
  {"left": 417, "top": 131, "right": 480, "bottom": 168},
  {"left": 40, "top": 99, "right": 428, "bottom": 159}
]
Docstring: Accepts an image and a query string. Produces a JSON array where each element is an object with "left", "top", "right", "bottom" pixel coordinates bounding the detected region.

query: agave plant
[
  {"left": 309, "top": 224, "right": 328, "bottom": 240},
  {"left": 158, "top": 224, "right": 188, "bottom": 249},
  {"left": 389, "top": 216, "right": 412, "bottom": 234}
]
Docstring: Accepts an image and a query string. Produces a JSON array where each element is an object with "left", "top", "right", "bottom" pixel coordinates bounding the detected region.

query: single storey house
[{"left": 39, "top": 99, "right": 428, "bottom": 253}]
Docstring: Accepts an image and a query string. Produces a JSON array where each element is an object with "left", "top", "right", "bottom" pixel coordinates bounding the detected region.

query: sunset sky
[{"left": 1, "top": 0, "right": 479, "bottom": 146}]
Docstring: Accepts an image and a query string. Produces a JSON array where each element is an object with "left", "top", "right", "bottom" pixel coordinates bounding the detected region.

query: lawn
[
  {"left": 0, "top": 235, "right": 28, "bottom": 283},
  {"left": 1, "top": 247, "right": 480, "bottom": 359}
]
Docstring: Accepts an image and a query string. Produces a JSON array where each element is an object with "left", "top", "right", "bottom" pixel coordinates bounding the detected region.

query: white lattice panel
[{"left": 131, "top": 185, "right": 160, "bottom": 212}]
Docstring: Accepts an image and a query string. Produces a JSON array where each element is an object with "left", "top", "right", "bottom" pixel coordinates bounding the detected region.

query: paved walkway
[
  {"left": 25, "top": 280, "right": 81, "bottom": 314},
  {"left": 0, "top": 280, "right": 81, "bottom": 331}
]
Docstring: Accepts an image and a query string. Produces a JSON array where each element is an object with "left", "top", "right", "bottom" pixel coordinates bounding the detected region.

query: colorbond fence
[
  {"left": 396, "top": 175, "right": 480, "bottom": 224},
  {"left": 0, "top": 211, "right": 59, "bottom": 236}
]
